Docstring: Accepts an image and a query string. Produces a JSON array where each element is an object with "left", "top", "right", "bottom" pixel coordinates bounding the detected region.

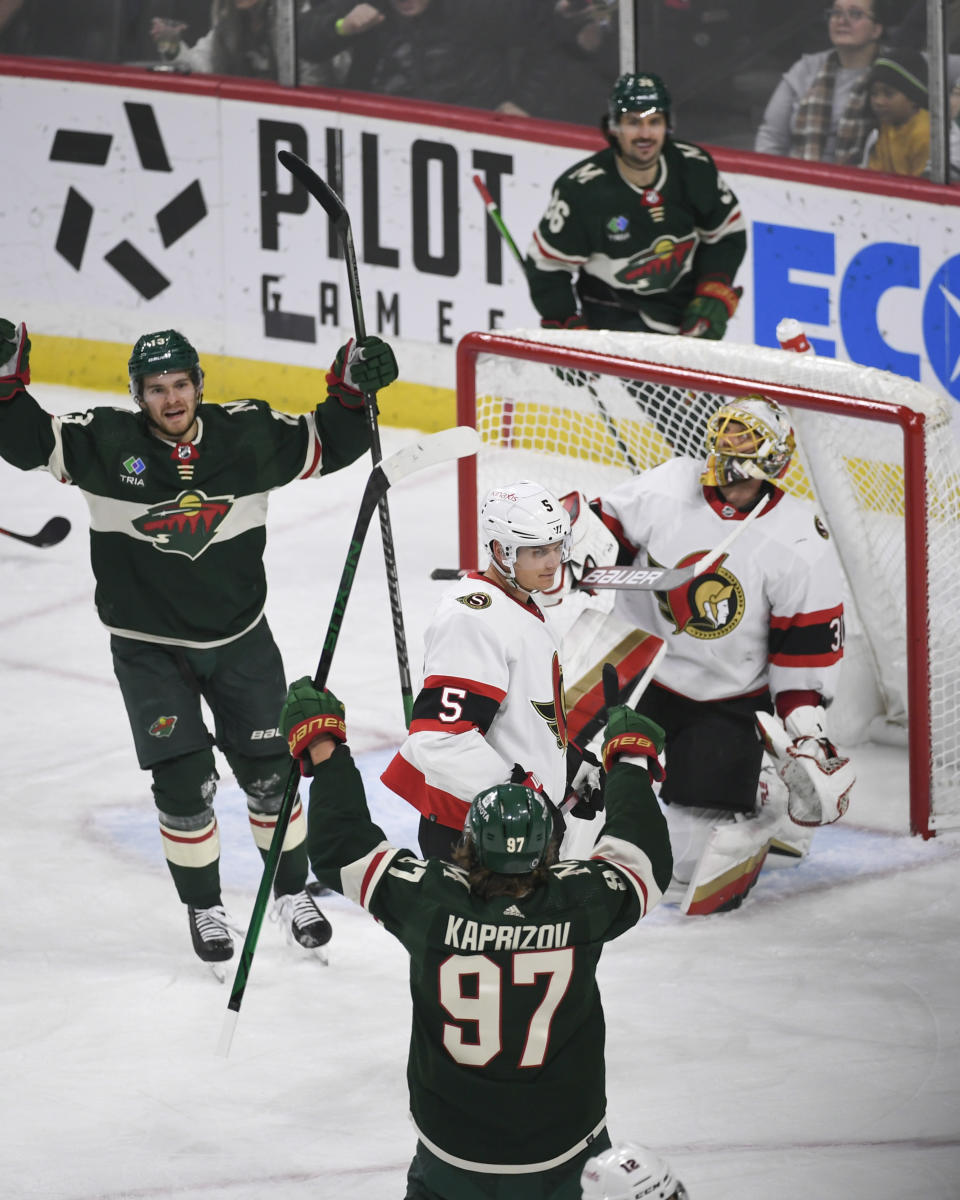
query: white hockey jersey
[
  {"left": 596, "top": 457, "right": 844, "bottom": 704},
  {"left": 381, "top": 572, "right": 568, "bottom": 829}
]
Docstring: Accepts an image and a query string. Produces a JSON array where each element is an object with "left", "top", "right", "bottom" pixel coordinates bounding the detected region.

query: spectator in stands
[
  {"left": 310, "top": 0, "right": 547, "bottom": 113},
  {"left": 150, "top": 0, "right": 278, "bottom": 77},
  {"left": 526, "top": 0, "right": 620, "bottom": 125},
  {"left": 0, "top": 0, "right": 118, "bottom": 59},
  {"left": 754, "top": 1, "right": 889, "bottom": 164},
  {"left": 863, "top": 46, "right": 960, "bottom": 177}
]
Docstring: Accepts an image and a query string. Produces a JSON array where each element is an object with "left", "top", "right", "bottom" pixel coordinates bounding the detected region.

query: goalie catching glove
[
  {"left": 755, "top": 706, "right": 854, "bottom": 826},
  {"left": 280, "top": 677, "right": 347, "bottom": 773},
  {"left": 0, "top": 319, "right": 31, "bottom": 401},
  {"left": 601, "top": 706, "right": 666, "bottom": 783},
  {"left": 680, "top": 277, "right": 742, "bottom": 340},
  {"left": 326, "top": 335, "right": 398, "bottom": 410}
]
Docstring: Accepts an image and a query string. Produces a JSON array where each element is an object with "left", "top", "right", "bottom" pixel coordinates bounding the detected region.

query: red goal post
[{"left": 455, "top": 328, "right": 960, "bottom": 838}]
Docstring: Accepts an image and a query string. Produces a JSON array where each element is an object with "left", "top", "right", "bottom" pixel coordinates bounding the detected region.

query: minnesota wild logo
[
  {"left": 148, "top": 714, "right": 178, "bottom": 738},
  {"left": 133, "top": 490, "right": 233, "bottom": 559},
  {"left": 652, "top": 550, "right": 745, "bottom": 639},
  {"left": 617, "top": 232, "right": 698, "bottom": 292}
]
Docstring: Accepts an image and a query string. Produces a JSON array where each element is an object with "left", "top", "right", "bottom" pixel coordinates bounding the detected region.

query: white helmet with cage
[
  {"left": 580, "top": 1142, "right": 688, "bottom": 1200},
  {"left": 480, "top": 480, "right": 572, "bottom": 583},
  {"left": 701, "top": 394, "right": 796, "bottom": 488}
]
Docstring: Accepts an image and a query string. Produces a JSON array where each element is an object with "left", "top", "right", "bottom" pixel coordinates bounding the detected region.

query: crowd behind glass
[{"left": 2, "top": 0, "right": 959, "bottom": 180}]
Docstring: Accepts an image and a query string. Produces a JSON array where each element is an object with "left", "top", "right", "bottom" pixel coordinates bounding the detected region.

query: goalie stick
[
  {"left": 278, "top": 149, "right": 415, "bottom": 728},
  {"left": 217, "top": 426, "right": 481, "bottom": 1057},
  {"left": 579, "top": 492, "right": 771, "bottom": 590},
  {"left": 472, "top": 174, "right": 640, "bottom": 473},
  {"left": 0, "top": 516, "right": 71, "bottom": 548}
]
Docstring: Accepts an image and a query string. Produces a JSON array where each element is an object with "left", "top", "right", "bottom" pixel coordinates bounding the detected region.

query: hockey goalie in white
[
  {"left": 568, "top": 394, "right": 854, "bottom": 914},
  {"left": 382, "top": 480, "right": 573, "bottom": 861}
]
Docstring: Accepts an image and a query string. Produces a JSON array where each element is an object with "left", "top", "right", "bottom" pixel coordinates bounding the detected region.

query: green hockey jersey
[
  {"left": 527, "top": 141, "right": 746, "bottom": 332},
  {"left": 0, "top": 391, "right": 368, "bottom": 646},
  {"left": 307, "top": 747, "right": 673, "bottom": 1173}
]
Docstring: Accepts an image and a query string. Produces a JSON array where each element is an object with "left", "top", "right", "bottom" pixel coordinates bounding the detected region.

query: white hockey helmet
[
  {"left": 581, "top": 1142, "right": 688, "bottom": 1200},
  {"left": 701, "top": 394, "right": 795, "bottom": 488},
  {"left": 480, "top": 479, "right": 572, "bottom": 582}
]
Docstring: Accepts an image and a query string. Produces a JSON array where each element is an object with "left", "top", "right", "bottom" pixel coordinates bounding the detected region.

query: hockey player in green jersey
[
  {"left": 280, "top": 676, "right": 673, "bottom": 1200},
  {"left": 0, "top": 318, "right": 397, "bottom": 969},
  {"left": 527, "top": 72, "right": 746, "bottom": 338}
]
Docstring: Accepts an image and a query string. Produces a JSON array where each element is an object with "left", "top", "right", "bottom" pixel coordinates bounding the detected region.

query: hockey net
[{"left": 455, "top": 328, "right": 960, "bottom": 837}]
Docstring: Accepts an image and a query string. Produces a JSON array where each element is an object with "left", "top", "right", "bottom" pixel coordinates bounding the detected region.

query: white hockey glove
[{"left": 755, "top": 706, "right": 854, "bottom": 827}]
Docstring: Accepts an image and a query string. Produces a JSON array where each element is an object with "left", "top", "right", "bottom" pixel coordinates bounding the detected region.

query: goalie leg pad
[{"left": 680, "top": 813, "right": 772, "bottom": 915}]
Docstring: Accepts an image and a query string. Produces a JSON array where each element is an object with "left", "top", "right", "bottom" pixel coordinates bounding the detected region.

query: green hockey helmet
[
  {"left": 608, "top": 72, "right": 672, "bottom": 127},
  {"left": 128, "top": 329, "right": 204, "bottom": 403},
  {"left": 464, "top": 783, "right": 554, "bottom": 875}
]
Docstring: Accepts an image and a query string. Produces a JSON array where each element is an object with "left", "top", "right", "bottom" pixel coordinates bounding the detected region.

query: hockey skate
[
  {"left": 272, "top": 889, "right": 332, "bottom": 963},
  {"left": 188, "top": 904, "right": 241, "bottom": 982}
]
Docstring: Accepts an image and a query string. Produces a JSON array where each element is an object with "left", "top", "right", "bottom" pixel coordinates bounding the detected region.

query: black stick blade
[
  {"left": 277, "top": 149, "right": 347, "bottom": 228},
  {"left": 0, "top": 516, "right": 71, "bottom": 547},
  {"left": 601, "top": 662, "right": 620, "bottom": 708}
]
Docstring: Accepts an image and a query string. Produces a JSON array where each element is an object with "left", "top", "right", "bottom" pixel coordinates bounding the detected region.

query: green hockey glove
[
  {"left": 601, "top": 706, "right": 665, "bottom": 781},
  {"left": 326, "top": 335, "right": 399, "bottom": 409},
  {"left": 0, "top": 319, "right": 31, "bottom": 401},
  {"left": 280, "top": 676, "right": 347, "bottom": 762},
  {"left": 679, "top": 278, "right": 742, "bottom": 340}
]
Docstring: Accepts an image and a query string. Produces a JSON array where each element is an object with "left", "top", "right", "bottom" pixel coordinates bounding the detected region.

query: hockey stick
[
  {"left": 218, "top": 426, "right": 481, "bottom": 1056},
  {"left": 277, "top": 149, "right": 415, "bottom": 728},
  {"left": 0, "top": 516, "right": 71, "bottom": 548},
  {"left": 472, "top": 175, "right": 640, "bottom": 474},
  {"left": 579, "top": 492, "right": 771, "bottom": 591},
  {"left": 561, "top": 656, "right": 666, "bottom": 814}
]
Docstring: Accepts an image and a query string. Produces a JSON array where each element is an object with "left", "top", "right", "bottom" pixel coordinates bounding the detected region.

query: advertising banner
[{"left": 2, "top": 61, "right": 959, "bottom": 413}]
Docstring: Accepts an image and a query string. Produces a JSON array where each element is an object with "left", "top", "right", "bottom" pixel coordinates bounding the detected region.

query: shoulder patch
[
  {"left": 814, "top": 514, "right": 830, "bottom": 540},
  {"left": 456, "top": 591, "right": 492, "bottom": 610}
]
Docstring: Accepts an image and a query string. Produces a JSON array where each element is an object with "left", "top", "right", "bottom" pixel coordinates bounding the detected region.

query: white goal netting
[{"left": 456, "top": 328, "right": 960, "bottom": 836}]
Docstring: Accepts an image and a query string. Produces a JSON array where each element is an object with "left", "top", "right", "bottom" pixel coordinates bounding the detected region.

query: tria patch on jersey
[{"left": 132, "top": 490, "right": 234, "bottom": 560}]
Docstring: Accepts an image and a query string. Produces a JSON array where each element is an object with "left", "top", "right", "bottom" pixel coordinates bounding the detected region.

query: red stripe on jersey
[
  {"left": 381, "top": 752, "right": 470, "bottom": 830},
  {"left": 422, "top": 675, "right": 507, "bottom": 704},
  {"left": 532, "top": 229, "right": 587, "bottom": 266},
  {"left": 299, "top": 432, "right": 323, "bottom": 479},
  {"left": 769, "top": 648, "right": 843, "bottom": 668},
  {"left": 592, "top": 855, "right": 649, "bottom": 915},
  {"left": 409, "top": 716, "right": 479, "bottom": 735},
  {"left": 769, "top": 605, "right": 843, "bottom": 630},
  {"left": 359, "top": 849, "right": 389, "bottom": 909}
]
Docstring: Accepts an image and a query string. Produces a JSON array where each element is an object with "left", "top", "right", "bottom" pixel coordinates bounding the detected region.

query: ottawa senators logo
[
  {"left": 530, "top": 652, "right": 568, "bottom": 750},
  {"left": 132, "top": 490, "right": 233, "bottom": 559},
  {"left": 652, "top": 550, "right": 746, "bottom": 639},
  {"left": 456, "top": 592, "right": 492, "bottom": 610},
  {"left": 616, "top": 232, "right": 698, "bottom": 293}
]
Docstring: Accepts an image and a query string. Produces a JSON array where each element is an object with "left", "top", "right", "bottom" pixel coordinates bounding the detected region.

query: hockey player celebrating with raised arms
[
  {"left": 0, "top": 317, "right": 398, "bottom": 969},
  {"left": 526, "top": 71, "right": 746, "bottom": 338},
  {"left": 279, "top": 676, "right": 673, "bottom": 1199},
  {"left": 591, "top": 395, "right": 854, "bottom": 914},
  {"left": 381, "top": 479, "right": 573, "bottom": 861}
]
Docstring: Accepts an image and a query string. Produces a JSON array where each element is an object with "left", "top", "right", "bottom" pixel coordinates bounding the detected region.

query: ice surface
[{"left": 1, "top": 386, "right": 958, "bottom": 1199}]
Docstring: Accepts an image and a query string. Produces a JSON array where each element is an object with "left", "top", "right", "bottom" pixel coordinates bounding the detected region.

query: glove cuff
[
  {"left": 602, "top": 731, "right": 664, "bottom": 779},
  {"left": 286, "top": 712, "right": 347, "bottom": 758},
  {"left": 694, "top": 278, "right": 740, "bottom": 316},
  {"left": 541, "top": 315, "right": 588, "bottom": 329}
]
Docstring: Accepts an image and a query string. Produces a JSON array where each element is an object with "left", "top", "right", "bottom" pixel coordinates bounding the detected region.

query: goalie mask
[
  {"left": 463, "top": 783, "right": 553, "bottom": 875},
  {"left": 701, "top": 395, "right": 795, "bottom": 488},
  {"left": 128, "top": 329, "right": 204, "bottom": 404},
  {"left": 480, "top": 480, "right": 572, "bottom": 584},
  {"left": 580, "top": 1142, "right": 688, "bottom": 1200}
]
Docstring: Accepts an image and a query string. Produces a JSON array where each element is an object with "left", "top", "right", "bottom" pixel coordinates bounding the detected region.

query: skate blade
[{"left": 207, "top": 961, "right": 229, "bottom": 983}]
